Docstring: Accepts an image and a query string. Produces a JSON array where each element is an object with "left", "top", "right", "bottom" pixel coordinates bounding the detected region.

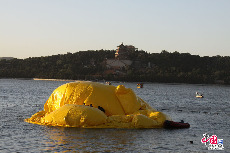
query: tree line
[{"left": 0, "top": 50, "right": 230, "bottom": 84}]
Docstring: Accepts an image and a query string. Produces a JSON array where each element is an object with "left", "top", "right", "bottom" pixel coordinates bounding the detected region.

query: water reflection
[{"left": 42, "top": 126, "right": 138, "bottom": 152}]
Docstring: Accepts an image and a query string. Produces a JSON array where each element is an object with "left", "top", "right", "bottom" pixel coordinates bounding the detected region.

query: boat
[
  {"left": 196, "top": 92, "right": 204, "bottom": 98},
  {"left": 163, "top": 120, "right": 190, "bottom": 128},
  {"left": 106, "top": 82, "right": 111, "bottom": 85},
  {"left": 196, "top": 95, "right": 204, "bottom": 98},
  {"left": 137, "top": 83, "right": 143, "bottom": 88}
]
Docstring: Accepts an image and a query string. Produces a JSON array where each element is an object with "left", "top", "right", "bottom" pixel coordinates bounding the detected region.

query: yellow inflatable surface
[{"left": 25, "top": 81, "right": 171, "bottom": 128}]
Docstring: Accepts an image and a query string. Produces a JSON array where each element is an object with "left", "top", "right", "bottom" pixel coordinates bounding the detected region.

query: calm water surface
[{"left": 0, "top": 79, "right": 229, "bottom": 152}]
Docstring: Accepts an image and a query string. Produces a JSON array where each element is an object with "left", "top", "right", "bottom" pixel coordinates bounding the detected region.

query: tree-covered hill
[{"left": 1, "top": 50, "right": 230, "bottom": 84}]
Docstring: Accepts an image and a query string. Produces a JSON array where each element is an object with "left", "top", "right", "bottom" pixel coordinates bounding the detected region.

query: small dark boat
[
  {"left": 137, "top": 83, "right": 143, "bottom": 88},
  {"left": 163, "top": 120, "right": 190, "bottom": 128}
]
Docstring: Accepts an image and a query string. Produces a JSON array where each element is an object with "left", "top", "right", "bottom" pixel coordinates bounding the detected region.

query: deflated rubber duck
[{"left": 25, "top": 81, "right": 189, "bottom": 128}]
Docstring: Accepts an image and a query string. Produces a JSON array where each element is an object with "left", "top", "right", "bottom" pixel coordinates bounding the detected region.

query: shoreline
[
  {"left": 0, "top": 78, "right": 228, "bottom": 86},
  {"left": 33, "top": 78, "right": 78, "bottom": 82}
]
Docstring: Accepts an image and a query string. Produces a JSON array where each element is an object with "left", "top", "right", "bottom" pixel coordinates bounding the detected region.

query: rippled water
[{"left": 0, "top": 79, "right": 229, "bottom": 152}]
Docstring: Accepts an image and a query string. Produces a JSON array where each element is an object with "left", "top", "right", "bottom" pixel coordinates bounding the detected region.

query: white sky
[{"left": 0, "top": 0, "right": 230, "bottom": 59}]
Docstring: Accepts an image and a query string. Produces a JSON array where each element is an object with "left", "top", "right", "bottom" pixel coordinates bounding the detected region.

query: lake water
[{"left": 0, "top": 79, "right": 229, "bottom": 152}]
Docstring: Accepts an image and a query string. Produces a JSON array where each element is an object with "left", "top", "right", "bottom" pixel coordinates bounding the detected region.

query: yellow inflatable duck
[{"left": 25, "top": 81, "right": 171, "bottom": 128}]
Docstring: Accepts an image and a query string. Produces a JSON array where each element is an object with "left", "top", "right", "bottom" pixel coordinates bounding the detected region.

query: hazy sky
[{"left": 1, "top": 0, "right": 230, "bottom": 59}]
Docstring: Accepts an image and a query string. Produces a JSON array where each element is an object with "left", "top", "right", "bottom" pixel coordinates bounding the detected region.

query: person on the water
[
  {"left": 196, "top": 92, "right": 203, "bottom": 96},
  {"left": 98, "top": 106, "right": 105, "bottom": 113}
]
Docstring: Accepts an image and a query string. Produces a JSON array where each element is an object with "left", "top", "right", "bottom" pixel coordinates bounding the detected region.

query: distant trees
[{"left": 0, "top": 49, "right": 230, "bottom": 84}]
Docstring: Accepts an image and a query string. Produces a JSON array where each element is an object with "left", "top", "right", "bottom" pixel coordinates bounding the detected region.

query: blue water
[{"left": 0, "top": 79, "right": 229, "bottom": 152}]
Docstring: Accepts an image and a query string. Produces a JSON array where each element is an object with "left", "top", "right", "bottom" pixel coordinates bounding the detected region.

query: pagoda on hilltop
[
  {"left": 115, "top": 42, "right": 137, "bottom": 60},
  {"left": 106, "top": 43, "right": 137, "bottom": 71}
]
